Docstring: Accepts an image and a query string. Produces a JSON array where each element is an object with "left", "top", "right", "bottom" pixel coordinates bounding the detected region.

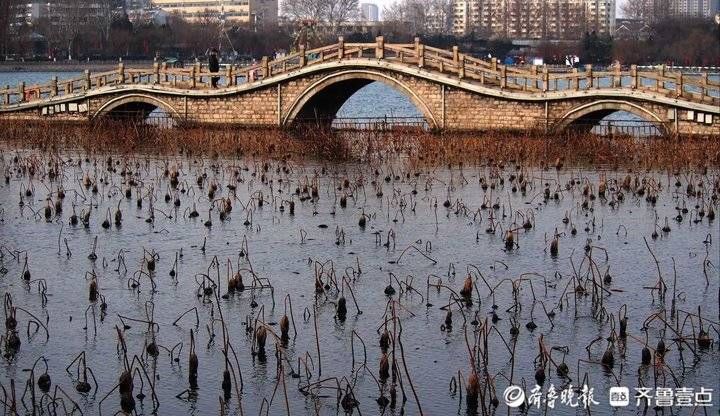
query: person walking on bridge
[{"left": 208, "top": 48, "right": 220, "bottom": 88}]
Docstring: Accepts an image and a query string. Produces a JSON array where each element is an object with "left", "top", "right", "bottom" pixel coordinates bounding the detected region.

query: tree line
[{"left": 0, "top": 0, "right": 718, "bottom": 66}]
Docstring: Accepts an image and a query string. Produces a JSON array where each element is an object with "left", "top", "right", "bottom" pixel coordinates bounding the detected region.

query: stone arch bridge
[{"left": 1, "top": 38, "right": 718, "bottom": 136}]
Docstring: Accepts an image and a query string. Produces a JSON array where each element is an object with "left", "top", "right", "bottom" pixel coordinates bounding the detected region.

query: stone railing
[{"left": 2, "top": 36, "right": 719, "bottom": 108}]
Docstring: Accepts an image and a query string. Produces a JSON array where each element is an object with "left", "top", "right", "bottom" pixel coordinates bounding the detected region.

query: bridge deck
[{"left": 2, "top": 38, "right": 718, "bottom": 110}]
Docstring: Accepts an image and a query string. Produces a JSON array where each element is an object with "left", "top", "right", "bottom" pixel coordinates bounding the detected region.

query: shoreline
[
  {"left": 0, "top": 61, "right": 156, "bottom": 73},
  {"left": 3, "top": 61, "right": 718, "bottom": 75}
]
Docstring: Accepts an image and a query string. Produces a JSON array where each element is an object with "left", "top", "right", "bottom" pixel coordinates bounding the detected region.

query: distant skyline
[{"left": 366, "top": 0, "right": 629, "bottom": 20}]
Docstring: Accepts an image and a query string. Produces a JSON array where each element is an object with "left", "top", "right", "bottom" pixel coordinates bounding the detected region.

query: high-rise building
[
  {"left": 453, "top": 0, "right": 615, "bottom": 39},
  {"left": 150, "top": 0, "right": 277, "bottom": 24},
  {"left": 14, "top": 3, "right": 44, "bottom": 25},
  {"left": 670, "top": 0, "right": 719, "bottom": 17},
  {"left": 360, "top": 3, "right": 379, "bottom": 21}
]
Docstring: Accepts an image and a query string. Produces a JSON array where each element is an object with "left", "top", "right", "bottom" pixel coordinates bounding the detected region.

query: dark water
[{"left": 0, "top": 144, "right": 718, "bottom": 415}]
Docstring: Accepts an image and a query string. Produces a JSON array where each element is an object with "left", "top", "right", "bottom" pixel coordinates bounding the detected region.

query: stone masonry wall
[{"left": 444, "top": 88, "right": 545, "bottom": 131}]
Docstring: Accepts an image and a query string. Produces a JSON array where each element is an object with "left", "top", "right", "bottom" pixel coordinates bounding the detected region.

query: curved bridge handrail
[{"left": 1, "top": 36, "right": 718, "bottom": 109}]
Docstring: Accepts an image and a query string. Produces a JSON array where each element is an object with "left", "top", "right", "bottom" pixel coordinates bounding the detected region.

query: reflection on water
[{"left": 0, "top": 143, "right": 717, "bottom": 415}]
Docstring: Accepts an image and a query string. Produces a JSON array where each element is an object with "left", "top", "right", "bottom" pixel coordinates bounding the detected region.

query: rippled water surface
[{"left": 0, "top": 142, "right": 718, "bottom": 416}]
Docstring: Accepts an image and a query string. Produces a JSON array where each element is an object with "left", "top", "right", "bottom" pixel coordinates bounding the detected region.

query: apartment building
[
  {"left": 151, "top": 0, "right": 277, "bottom": 24},
  {"left": 670, "top": 0, "right": 720, "bottom": 17},
  {"left": 360, "top": 3, "right": 380, "bottom": 21},
  {"left": 453, "top": 0, "right": 615, "bottom": 39}
]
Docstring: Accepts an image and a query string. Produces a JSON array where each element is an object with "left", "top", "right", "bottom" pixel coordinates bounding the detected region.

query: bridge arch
[
  {"left": 283, "top": 70, "right": 438, "bottom": 129},
  {"left": 93, "top": 94, "right": 182, "bottom": 123},
  {"left": 555, "top": 99, "right": 668, "bottom": 134}
]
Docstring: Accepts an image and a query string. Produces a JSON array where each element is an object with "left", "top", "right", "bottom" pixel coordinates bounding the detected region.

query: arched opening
[
  {"left": 285, "top": 71, "right": 437, "bottom": 130},
  {"left": 558, "top": 100, "right": 667, "bottom": 137},
  {"left": 94, "top": 95, "right": 179, "bottom": 128}
]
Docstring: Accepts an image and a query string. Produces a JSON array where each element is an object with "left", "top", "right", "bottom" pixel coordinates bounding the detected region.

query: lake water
[{"left": 0, "top": 71, "right": 718, "bottom": 416}]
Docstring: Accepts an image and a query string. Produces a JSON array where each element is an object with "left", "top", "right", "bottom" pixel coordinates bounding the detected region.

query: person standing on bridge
[{"left": 209, "top": 48, "right": 220, "bottom": 88}]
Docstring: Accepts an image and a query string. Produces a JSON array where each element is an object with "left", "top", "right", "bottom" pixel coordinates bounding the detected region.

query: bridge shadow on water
[
  {"left": 98, "top": 102, "right": 176, "bottom": 128},
  {"left": 568, "top": 111, "right": 665, "bottom": 137}
]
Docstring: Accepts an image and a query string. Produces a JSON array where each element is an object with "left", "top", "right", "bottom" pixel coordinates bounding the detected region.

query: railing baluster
[
  {"left": 631, "top": 65, "right": 637, "bottom": 89},
  {"left": 376, "top": 36, "right": 384, "bottom": 59},
  {"left": 118, "top": 63, "right": 125, "bottom": 84},
  {"left": 192, "top": 62, "right": 202, "bottom": 88},
  {"left": 458, "top": 54, "right": 465, "bottom": 79},
  {"left": 530, "top": 65, "right": 537, "bottom": 90},
  {"left": 585, "top": 64, "right": 592, "bottom": 89},
  {"left": 614, "top": 65, "right": 621, "bottom": 88},
  {"left": 262, "top": 57, "right": 269, "bottom": 78},
  {"left": 51, "top": 76, "right": 58, "bottom": 97},
  {"left": 227, "top": 65, "right": 234, "bottom": 87},
  {"left": 18, "top": 81, "right": 25, "bottom": 102},
  {"left": 572, "top": 68, "right": 578, "bottom": 91},
  {"left": 656, "top": 64, "right": 664, "bottom": 92}
]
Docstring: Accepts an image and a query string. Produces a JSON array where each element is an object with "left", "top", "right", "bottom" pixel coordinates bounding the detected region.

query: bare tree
[
  {"left": 383, "top": 0, "right": 452, "bottom": 34},
  {"left": 327, "top": 0, "right": 360, "bottom": 27},
  {"left": 622, "top": 0, "right": 651, "bottom": 19},
  {"left": 52, "top": 0, "right": 86, "bottom": 60},
  {"left": 96, "top": 0, "right": 116, "bottom": 50},
  {"left": 622, "top": 0, "right": 669, "bottom": 23},
  {"left": 283, "top": 0, "right": 326, "bottom": 22},
  {"left": 283, "top": 0, "right": 358, "bottom": 30}
]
